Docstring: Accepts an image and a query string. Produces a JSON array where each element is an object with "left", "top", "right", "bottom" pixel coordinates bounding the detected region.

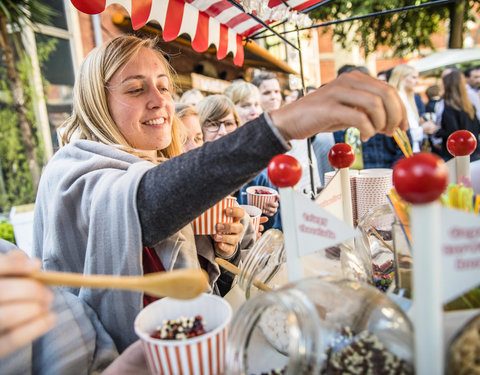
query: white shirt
[{"left": 399, "top": 91, "right": 423, "bottom": 153}]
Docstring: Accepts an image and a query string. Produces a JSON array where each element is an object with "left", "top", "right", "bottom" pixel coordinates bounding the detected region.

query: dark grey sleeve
[{"left": 137, "top": 114, "right": 288, "bottom": 246}]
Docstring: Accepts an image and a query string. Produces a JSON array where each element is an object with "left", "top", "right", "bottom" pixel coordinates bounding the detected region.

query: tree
[
  {"left": 309, "top": 0, "right": 477, "bottom": 57},
  {"left": 0, "top": 1, "right": 53, "bottom": 191}
]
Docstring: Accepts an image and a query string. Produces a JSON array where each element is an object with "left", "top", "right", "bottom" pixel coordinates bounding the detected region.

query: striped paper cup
[
  {"left": 134, "top": 294, "right": 232, "bottom": 375},
  {"left": 239, "top": 204, "right": 262, "bottom": 233},
  {"left": 193, "top": 196, "right": 237, "bottom": 235},
  {"left": 246, "top": 186, "right": 278, "bottom": 212}
]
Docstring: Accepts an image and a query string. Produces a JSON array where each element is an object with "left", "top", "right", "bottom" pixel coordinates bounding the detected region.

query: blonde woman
[
  {"left": 32, "top": 35, "right": 407, "bottom": 352},
  {"left": 389, "top": 64, "right": 437, "bottom": 152},
  {"left": 175, "top": 103, "right": 204, "bottom": 151},
  {"left": 224, "top": 81, "right": 262, "bottom": 124}
]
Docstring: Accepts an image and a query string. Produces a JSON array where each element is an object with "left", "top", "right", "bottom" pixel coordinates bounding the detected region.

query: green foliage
[
  {"left": 0, "top": 39, "right": 57, "bottom": 211},
  {"left": 309, "top": 0, "right": 475, "bottom": 57},
  {"left": 0, "top": 221, "right": 15, "bottom": 243}
]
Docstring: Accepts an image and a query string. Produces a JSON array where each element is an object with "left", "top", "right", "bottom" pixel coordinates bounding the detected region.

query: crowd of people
[{"left": 0, "top": 32, "right": 477, "bottom": 373}]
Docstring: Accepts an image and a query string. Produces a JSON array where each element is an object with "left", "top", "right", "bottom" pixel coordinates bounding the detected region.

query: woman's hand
[
  {"left": 213, "top": 206, "right": 244, "bottom": 258},
  {"left": 271, "top": 70, "right": 408, "bottom": 142},
  {"left": 262, "top": 195, "right": 279, "bottom": 217},
  {"left": 0, "top": 251, "right": 56, "bottom": 359}
]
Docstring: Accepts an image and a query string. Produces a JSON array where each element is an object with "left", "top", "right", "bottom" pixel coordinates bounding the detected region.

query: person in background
[
  {"left": 425, "top": 85, "right": 442, "bottom": 114},
  {"left": 179, "top": 88, "right": 204, "bottom": 107},
  {"left": 338, "top": 64, "right": 370, "bottom": 76},
  {"left": 377, "top": 68, "right": 393, "bottom": 82},
  {"left": 434, "top": 70, "right": 480, "bottom": 161},
  {"left": 251, "top": 72, "right": 283, "bottom": 112},
  {"left": 32, "top": 34, "right": 407, "bottom": 353},
  {"left": 0, "top": 240, "right": 148, "bottom": 374},
  {"left": 176, "top": 103, "right": 204, "bottom": 151},
  {"left": 284, "top": 88, "right": 303, "bottom": 105},
  {"left": 465, "top": 65, "right": 480, "bottom": 93},
  {"left": 436, "top": 66, "right": 480, "bottom": 124},
  {"left": 252, "top": 73, "right": 321, "bottom": 196},
  {"left": 224, "top": 81, "right": 263, "bottom": 125},
  {"left": 223, "top": 83, "right": 281, "bottom": 230},
  {"left": 389, "top": 64, "right": 437, "bottom": 152}
]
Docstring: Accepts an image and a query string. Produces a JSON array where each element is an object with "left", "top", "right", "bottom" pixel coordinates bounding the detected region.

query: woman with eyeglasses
[{"left": 197, "top": 94, "right": 281, "bottom": 230}]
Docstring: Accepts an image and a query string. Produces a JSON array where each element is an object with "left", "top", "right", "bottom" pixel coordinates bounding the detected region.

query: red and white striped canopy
[{"left": 71, "top": 0, "right": 324, "bottom": 66}]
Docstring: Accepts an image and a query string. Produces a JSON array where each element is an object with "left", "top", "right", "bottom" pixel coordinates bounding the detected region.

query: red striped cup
[
  {"left": 239, "top": 204, "right": 262, "bottom": 233},
  {"left": 246, "top": 186, "right": 278, "bottom": 212},
  {"left": 134, "top": 294, "right": 232, "bottom": 375},
  {"left": 192, "top": 196, "right": 237, "bottom": 235}
]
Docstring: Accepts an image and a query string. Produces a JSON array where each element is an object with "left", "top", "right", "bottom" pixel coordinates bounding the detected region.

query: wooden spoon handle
[
  {"left": 29, "top": 270, "right": 144, "bottom": 291},
  {"left": 215, "top": 257, "right": 271, "bottom": 292}
]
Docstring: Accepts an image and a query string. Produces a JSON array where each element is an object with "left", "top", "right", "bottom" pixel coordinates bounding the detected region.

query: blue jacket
[{"left": 333, "top": 131, "right": 406, "bottom": 169}]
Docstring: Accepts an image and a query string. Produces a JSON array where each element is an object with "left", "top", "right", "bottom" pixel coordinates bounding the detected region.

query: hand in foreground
[
  {"left": 214, "top": 206, "right": 244, "bottom": 258},
  {"left": 0, "top": 251, "right": 56, "bottom": 359},
  {"left": 103, "top": 341, "right": 149, "bottom": 375},
  {"left": 271, "top": 70, "right": 408, "bottom": 142},
  {"left": 262, "top": 195, "right": 279, "bottom": 217}
]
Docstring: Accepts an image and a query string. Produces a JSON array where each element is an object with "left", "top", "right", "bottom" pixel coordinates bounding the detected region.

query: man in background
[{"left": 252, "top": 73, "right": 321, "bottom": 196}]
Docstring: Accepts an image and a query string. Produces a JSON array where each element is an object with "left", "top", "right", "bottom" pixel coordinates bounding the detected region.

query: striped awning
[{"left": 71, "top": 0, "right": 324, "bottom": 66}]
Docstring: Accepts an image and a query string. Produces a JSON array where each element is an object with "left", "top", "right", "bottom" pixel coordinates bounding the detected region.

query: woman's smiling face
[{"left": 107, "top": 47, "right": 175, "bottom": 156}]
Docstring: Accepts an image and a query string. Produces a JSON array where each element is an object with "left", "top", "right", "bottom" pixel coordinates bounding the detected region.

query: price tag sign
[{"left": 441, "top": 206, "right": 480, "bottom": 303}]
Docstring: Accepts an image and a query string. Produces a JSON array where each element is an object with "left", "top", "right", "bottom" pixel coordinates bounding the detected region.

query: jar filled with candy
[
  {"left": 231, "top": 229, "right": 361, "bottom": 302},
  {"left": 226, "top": 277, "right": 414, "bottom": 375}
]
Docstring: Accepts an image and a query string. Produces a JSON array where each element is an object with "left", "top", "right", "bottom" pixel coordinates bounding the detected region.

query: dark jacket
[{"left": 436, "top": 105, "right": 480, "bottom": 161}]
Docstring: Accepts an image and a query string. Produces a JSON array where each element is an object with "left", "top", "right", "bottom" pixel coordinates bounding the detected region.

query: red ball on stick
[
  {"left": 393, "top": 152, "right": 448, "bottom": 204},
  {"left": 447, "top": 130, "right": 477, "bottom": 157},
  {"left": 268, "top": 155, "right": 302, "bottom": 188},
  {"left": 328, "top": 143, "right": 355, "bottom": 169}
]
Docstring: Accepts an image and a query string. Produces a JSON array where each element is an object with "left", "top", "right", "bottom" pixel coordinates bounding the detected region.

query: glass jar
[
  {"left": 235, "top": 229, "right": 358, "bottom": 300},
  {"left": 356, "top": 203, "right": 413, "bottom": 296},
  {"left": 446, "top": 312, "right": 480, "bottom": 374},
  {"left": 226, "top": 277, "right": 414, "bottom": 375}
]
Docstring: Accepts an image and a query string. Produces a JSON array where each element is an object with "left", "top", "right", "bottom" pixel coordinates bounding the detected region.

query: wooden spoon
[
  {"left": 26, "top": 269, "right": 209, "bottom": 300},
  {"left": 215, "top": 257, "right": 271, "bottom": 291}
]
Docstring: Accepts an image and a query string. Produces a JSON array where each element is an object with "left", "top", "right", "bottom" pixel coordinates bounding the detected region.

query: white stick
[
  {"left": 340, "top": 168, "right": 353, "bottom": 227},
  {"left": 411, "top": 202, "right": 443, "bottom": 375},
  {"left": 455, "top": 155, "right": 470, "bottom": 183},
  {"left": 279, "top": 187, "right": 303, "bottom": 282}
]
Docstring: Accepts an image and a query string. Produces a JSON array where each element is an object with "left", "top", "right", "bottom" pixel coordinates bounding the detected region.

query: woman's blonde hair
[
  {"left": 224, "top": 81, "right": 260, "bottom": 106},
  {"left": 443, "top": 70, "right": 475, "bottom": 120},
  {"left": 196, "top": 95, "right": 240, "bottom": 135},
  {"left": 389, "top": 64, "right": 419, "bottom": 120},
  {"left": 60, "top": 35, "right": 183, "bottom": 162}
]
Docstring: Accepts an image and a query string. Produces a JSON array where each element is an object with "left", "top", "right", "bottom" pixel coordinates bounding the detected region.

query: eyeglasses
[{"left": 204, "top": 120, "right": 238, "bottom": 133}]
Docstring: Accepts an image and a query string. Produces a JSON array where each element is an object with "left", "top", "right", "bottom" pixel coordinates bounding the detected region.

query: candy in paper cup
[
  {"left": 246, "top": 186, "right": 278, "bottom": 212},
  {"left": 239, "top": 204, "right": 262, "bottom": 233},
  {"left": 134, "top": 294, "right": 232, "bottom": 375},
  {"left": 193, "top": 196, "right": 237, "bottom": 235}
]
